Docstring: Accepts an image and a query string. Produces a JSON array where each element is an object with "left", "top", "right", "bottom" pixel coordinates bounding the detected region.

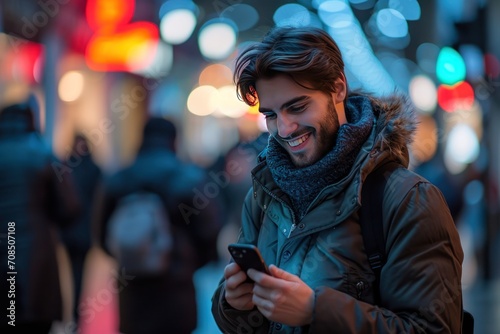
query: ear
[
  {"left": 331, "top": 74, "right": 348, "bottom": 125},
  {"left": 333, "top": 73, "right": 347, "bottom": 104}
]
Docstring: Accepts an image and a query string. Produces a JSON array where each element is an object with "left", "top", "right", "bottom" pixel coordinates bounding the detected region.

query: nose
[{"left": 276, "top": 113, "right": 298, "bottom": 139}]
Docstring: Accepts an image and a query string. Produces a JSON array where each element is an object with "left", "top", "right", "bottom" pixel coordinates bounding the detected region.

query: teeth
[{"left": 287, "top": 134, "right": 309, "bottom": 147}]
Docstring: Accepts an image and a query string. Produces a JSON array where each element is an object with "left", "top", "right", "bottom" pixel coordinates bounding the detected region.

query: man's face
[{"left": 256, "top": 74, "right": 345, "bottom": 167}]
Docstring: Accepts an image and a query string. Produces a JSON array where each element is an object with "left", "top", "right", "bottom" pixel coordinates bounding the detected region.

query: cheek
[{"left": 266, "top": 118, "right": 277, "bottom": 133}]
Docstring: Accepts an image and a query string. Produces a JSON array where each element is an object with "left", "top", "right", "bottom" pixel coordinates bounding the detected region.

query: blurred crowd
[{"left": 0, "top": 98, "right": 270, "bottom": 333}]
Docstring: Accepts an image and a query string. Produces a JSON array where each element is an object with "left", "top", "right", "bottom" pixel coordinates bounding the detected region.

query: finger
[
  {"left": 247, "top": 268, "right": 268, "bottom": 284},
  {"left": 226, "top": 270, "right": 250, "bottom": 290},
  {"left": 224, "top": 262, "right": 242, "bottom": 279},
  {"left": 252, "top": 283, "right": 274, "bottom": 300},
  {"left": 248, "top": 268, "right": 286, "bottom": 293},
  {"left": 269, "top": 264, "right": 299, "bottom": 282},
  {"left": 252, "top": 291, "right": 274, "bottom": 314},
  {"left": 225, "top": 281, "right": 254, "bottom": 299}
]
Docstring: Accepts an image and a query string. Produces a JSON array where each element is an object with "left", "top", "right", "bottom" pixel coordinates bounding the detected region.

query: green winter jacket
[{"left": 212, "top": 95, "right": 464, "bottom": 333}]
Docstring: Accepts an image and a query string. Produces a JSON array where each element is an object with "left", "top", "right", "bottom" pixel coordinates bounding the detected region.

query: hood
[
  {"left": 0, "top": 103, "right": 36, "bottom": 138},
  {"left": 139, "top": 117, "right": 177, "bottom": 153},
  {"left": 364, "top": 93, "right": 417, "bottom": 166}
]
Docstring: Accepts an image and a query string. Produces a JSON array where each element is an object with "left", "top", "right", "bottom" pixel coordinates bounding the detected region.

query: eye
[
  {"left": 263, "top": 111, "right": 276, "bottom": 119},
  {"left": 288, "top": 104, "right": 307, "bottom": 113}
]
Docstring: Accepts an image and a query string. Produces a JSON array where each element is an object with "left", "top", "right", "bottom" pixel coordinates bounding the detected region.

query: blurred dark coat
[
  {"left": 0, "top": 104, "right": 80, "bottom": 324},
  {"left": 59, "top": 135, "right": 102, "bottom": 323},
  {"left": 60, "top": 137, "right": 102, "bottom": 253},
  {"left": 95, "top": 118, "right": 223, "bottom": 334}
]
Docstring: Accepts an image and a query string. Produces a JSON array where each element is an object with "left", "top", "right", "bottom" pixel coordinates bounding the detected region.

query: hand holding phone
[{"left": 228, "top": 243, "right": 270, "bottom": 281}]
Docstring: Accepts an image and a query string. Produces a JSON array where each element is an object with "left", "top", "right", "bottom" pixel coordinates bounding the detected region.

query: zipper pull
[
  {"left": 287, "top": 223, "right": 296, "bottom": 238},
  {"left": 356, "top": 281, "right": 365, "bottom": 299}
]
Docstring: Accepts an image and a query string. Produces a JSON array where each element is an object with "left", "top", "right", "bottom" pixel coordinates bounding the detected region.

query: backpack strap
[{"left": 360, "top": 161, "right": 419, "bottom": 304}]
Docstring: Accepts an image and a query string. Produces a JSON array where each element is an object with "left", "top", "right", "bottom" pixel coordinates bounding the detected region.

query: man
[
  {"left": 95, "top": 117, "right": 222, "bottom": 334},
  {"left": 211, "top": 26, "right": 464, "bottom": 333}
]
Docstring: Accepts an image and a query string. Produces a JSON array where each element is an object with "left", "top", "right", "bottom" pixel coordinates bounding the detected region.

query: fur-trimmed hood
[{"left": 358, "top": 93, "right": 417, "bottom": 167}]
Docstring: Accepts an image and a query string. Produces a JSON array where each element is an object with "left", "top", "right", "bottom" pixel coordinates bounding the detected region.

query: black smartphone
[{"left": 228, "top": 243, "right": 270, "bottom": 281}]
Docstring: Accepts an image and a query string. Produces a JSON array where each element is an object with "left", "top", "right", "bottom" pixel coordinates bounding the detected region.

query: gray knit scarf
[{"left": 266, "top": 95, "right": 374, "bottom": 219}]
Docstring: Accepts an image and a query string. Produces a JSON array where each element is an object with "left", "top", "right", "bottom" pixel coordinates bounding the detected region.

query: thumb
[{"left": 269, "top": 264, "right": 300, "bottom": 282}]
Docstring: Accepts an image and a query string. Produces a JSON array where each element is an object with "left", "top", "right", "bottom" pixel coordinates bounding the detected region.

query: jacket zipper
[{"left": 287, "top": 223, "right": 296, "bottom": 238}]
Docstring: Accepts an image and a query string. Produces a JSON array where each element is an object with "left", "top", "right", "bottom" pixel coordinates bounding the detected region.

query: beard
[
  {"left": 316, "top": 97, "right": 340, "bottom": 158},
  {"left": 278, "top": 97, "right": 340, "bottom": 168}
]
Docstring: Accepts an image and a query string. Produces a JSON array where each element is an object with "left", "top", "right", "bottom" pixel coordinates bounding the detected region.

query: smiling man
[
  {"left": 257, "top": 74, "right": 345, "bottom": 167},
  {"left": 211, "top": 26, "right": 464, "bottom": 333}
]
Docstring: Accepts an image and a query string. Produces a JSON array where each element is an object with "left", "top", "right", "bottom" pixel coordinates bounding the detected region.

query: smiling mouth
[{"left": 285, "top": 133, "right": 310, "bottom": 147}]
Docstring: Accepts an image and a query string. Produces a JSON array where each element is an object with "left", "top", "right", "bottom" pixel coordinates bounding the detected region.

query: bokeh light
[
  {"left": 198, "top": 19, "right": 237, "bottom": 61},
  {"left": 444, "top": 123, "right": 480, "bottom": 174},
  {"left": 410, "top": 114, "right": 438, "bottom": 164},
  {"left": 199, "top": 64, "right": 233, "bottom": 88},
  {"left": 459, "top": 44, "right": 485, "bottom": 81},
  {"left": 160, "top": 9, "right": 197, "bottom": 45},
  {"left": 130, "top": 41, "right": 173, "bottom": 78},
  {"left": 215, "top": 85, "right": 248, "bottom": 118},
  {"left": 86, "top": 0, "right": 134, "bottom": 31},
  {"left": 187, "top": 85, "right": 218, "bottom": 116},
  {"left": 318, "top": 0, "right": 356, "bottom": 29},
  {"left": 389, "top": 0, "right": 421, "bottom": 20},
  {"left": 416, "top": 42, "right": 440, "bottom": 74},
  {"left": 221, "top": 4, "right": 259, "bottom": 31},
  {"left": 274, "top": 3, "right": 311, "bottom": 27},
  {"left": 437, "top": 81, "right": 474, "bottom": 112},
  {"left": 444, "top": 100, "right": 483, "bottom": 140},
  {"left": 376, "top": 9, "right": 408, "bottom": 38},
  {"left": 409, "top": 75, "right": 437, "bottom": 113},
  {"left": 436, "top": 47, "right": 466, "bottom": 85},
  {"left": 59, "top": 71, "right": 85, "bottom": 102}
]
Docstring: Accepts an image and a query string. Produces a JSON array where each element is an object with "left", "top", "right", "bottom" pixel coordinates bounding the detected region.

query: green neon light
[{"left": 436, "top": 47, "right": 466, "bottom": 85}]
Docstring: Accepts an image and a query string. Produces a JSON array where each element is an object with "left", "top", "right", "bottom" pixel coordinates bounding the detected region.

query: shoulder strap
[
  {"left": 360, "top": 161, "right": 414, "bottom": 303},
  {"left": 462, "top": 310, "right": 474, "bottom": 334}
]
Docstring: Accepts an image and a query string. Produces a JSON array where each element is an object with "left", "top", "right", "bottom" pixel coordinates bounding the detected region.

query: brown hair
[{"left": 234, "top": 26, "right": 346, "bottom": 106}]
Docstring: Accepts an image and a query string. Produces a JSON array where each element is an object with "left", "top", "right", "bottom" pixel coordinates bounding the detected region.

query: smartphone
[{"left": 228, "top": 243, "right": 270, "bottom": 281}]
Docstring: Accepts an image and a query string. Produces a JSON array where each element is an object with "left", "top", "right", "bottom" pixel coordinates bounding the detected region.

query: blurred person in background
[
  {"left": 0, "top": 102, "right": 81, "bottom": 333},
  {"left": 222, "top": 131, "right": 269, "bottom": 231},
  {"left": 59, "top": 134, "right": 102, "bottom": 328},
  {"left": 94, "top": 117, "right": 223, "bottom": 334},
  {"left": 215, "top": 131, "right": 269, "bottom": 262},
  {"left": 414, "top": 153, "right": 466, "bottom": 223}
]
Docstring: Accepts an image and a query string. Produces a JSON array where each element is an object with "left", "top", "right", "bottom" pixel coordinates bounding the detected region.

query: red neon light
[
  {"left": 86, "top": 22, "right": 158, "bottom": 72},
  {"left": 3, "top": 42, "right": 44, "bottom": 83},
  {"left": 437, "top": 81, "right": 475, "bottom": 113},
  {"left": 86, "top": 0, "right": 135, "bottom": 31},
  {"left": 84, "top": 0, "right": 158, "bottom": 72}
]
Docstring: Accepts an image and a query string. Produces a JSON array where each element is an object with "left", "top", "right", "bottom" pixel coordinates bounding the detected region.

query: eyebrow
[{"left": 259, "top": 95, "right": 310, "bottom": 113}]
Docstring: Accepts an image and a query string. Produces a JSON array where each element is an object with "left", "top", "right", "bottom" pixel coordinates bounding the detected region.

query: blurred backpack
[{"left": 106, "top": 191, "right": 173, "bottom": 275}]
